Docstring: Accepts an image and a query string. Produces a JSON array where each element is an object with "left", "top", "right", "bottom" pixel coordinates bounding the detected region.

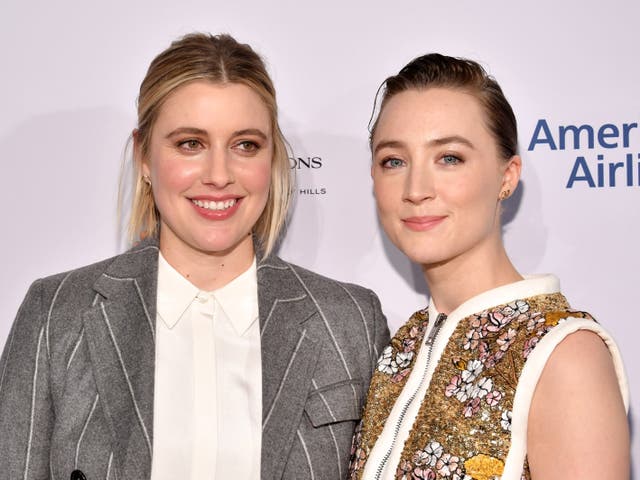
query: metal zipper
[{"left": 373, "top": 312, "right": 448, "bottom": 480}]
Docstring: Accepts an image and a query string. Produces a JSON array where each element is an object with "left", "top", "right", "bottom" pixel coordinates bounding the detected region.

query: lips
[
  {"left": 189, "top": 196, "right": 242, "bottom": 220},
  {"left": 402, "top": 215, "right": 446, "bottom": 231},
  {"left": 191, "top": 198, "right": 237, "bottom": 211}
]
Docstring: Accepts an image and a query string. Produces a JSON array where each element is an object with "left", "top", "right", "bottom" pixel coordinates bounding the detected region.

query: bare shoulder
[{"left": 527, "top": 329, "right": 629, "bottom": 480}]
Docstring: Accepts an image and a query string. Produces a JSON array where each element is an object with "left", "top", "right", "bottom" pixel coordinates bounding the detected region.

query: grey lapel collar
[
  {"left": 82, "top": 238, "right": 159, "bottom": 478},
  {"left": 257, "top": 255, "right": 322, "bottom": 480}
]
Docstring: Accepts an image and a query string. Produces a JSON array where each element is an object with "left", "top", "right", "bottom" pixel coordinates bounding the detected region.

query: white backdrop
[{"left": 1, "top": 0, "right": 637, "bottom": 474}]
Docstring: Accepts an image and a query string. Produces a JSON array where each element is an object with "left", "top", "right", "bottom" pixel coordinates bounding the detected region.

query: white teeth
[{"left": 192, "top": 198, "right": 237, "bottom": 211}]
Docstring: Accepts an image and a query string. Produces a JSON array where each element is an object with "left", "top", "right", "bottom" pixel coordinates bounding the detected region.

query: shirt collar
[
  {"left": 212, "top": 258, "right": 259, "bottom": 336},
  {"left": 156, "top": 252, "right": 259, "bottom": 334},
  {"left": 156, "top": 253, "right": 200, "bottom": 329}
]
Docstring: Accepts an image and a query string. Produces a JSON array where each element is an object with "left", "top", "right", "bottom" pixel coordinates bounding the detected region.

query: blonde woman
[{"left": 0, "top": 33, "right": 389, "bottom": 480}]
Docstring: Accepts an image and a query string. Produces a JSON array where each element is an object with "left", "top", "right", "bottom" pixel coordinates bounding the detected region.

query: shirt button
[
  {"left": 196, "top": 292, "right": 208, "bottom": 303},
  {"left": 70, "top": 470, "right": 87, "bottom": 480}
]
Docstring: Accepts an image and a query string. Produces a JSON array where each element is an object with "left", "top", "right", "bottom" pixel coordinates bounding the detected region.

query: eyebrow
[
  {"left": 373, "top": 135, "right": 475, "bottom": 154},
  {"left": 165, "top": 127, "right": 269, "bottom": 140},
  {"left": 428, "top": 135, "right": 475, "bottom": 149},
  {"left": 165, "top": 127, "right": 207, "bottom": 139},
  {"left": 232, "top": 128, "right": 268, "bottom": 141}
]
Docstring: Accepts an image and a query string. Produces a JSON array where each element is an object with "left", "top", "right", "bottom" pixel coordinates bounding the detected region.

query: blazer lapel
[
  {"left": 258, "top": 256, "right": 322, "bottom": 480},
  {"left": 82, "top": 240, "right": 159, "bottom": 478}
]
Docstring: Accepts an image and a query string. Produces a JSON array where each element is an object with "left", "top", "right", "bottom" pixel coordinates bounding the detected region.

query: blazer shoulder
[
  {"left": 34, "top": 238, "right": 159, "bottom": 299},
  {"left": 269, "top": 256, "right": 379, "bottom": 306}
]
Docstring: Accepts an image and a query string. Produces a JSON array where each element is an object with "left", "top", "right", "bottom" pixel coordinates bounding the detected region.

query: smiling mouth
[{"left": 191, "top": 198, "right": 237, "bottom": 211}]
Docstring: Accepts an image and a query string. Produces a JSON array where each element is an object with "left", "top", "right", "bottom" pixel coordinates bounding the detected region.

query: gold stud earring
[{"left": 499, "top": 189, "right": 511, "bottom": 200}]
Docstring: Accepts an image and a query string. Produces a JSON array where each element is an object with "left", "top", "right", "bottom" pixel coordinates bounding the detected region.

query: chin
[
  {"left": 196, "top": 237, "right": 248, "bottom": 256},
  {"left": 176, "top": 229, "right": 237, "bottom": 254},
  {"left": 400, "top": 243, "right": 455, "bottom": 268}
]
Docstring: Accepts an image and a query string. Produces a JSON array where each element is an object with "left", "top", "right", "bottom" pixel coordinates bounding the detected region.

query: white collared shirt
[{"left": 150, "top": 253, "right": 262, "bottom": 480}]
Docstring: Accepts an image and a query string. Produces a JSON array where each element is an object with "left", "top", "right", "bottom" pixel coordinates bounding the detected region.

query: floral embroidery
[
  {"left": 349, "top": 292, "right": 593, "bottom": 480},
  {"left": 445, "top": 301, "right": 543, "bottom": 418},
  {"left": 485, "top": 390, "right": 503, "bottom": 407},
  {"left": 397, "top": 459, "right": 435, "bottom": 479},
  {"left": 445, "top": 361, "right": 500, "bottom": 414},
  {"left": 349, "top": 309, "right": 430, "bottom": 479},
  {"left": 423, "top": 441, "right": 444, "bottom": 466},
  {"left": 501, "top": 410, "right": 512, "bottom": 432},
  {"left": 436, "top": 453, "right": 460, "bottom": 476},
  {"left": 348, "top": 420, "right": 366, "bottom": 478},
  {"left": 376, "top": 315, "right": 428, "bottom": 383},
  {"left": 400, "top": 442, "right": 475, "bottom": 479}
]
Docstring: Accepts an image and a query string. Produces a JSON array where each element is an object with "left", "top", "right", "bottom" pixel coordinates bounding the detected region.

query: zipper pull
[
  {"left": 434, "top": 313, "right": 447, "bottom": 327},
  {"left": 425, "top": 313, "right": 447, "bottom": 346}
]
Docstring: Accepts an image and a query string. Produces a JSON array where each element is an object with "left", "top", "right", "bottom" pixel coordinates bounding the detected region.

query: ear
[
  {"left": 501, "top": 155, "right": 522, "bottom": 193},
  {"left": 132, "top": 128, "right": 150, "bottom": 177}
]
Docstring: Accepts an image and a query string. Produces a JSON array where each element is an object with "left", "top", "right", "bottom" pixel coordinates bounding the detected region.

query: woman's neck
[
  {"left": 159, "top": 235, "right": 255, "bottom": 291},
  {"left": 423, "top": 242, "right": 522, "bottom": 315}
]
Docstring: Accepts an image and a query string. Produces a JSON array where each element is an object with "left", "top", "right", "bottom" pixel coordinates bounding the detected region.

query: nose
[
  {"left": 201, "top": 148, "right": 234, "bottom": 187},
  {"left": 403, "top": 162, "right": 434, "bottom": 204}
]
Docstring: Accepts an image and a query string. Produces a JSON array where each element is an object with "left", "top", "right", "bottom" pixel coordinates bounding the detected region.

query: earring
[
  {"left": 142, "top": 175, "right": 151, "bottom": 186},
  {"left": 499, "top": 189, "right": 511, "bottom": 200}
]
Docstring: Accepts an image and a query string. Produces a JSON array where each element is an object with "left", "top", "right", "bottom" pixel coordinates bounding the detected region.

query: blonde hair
[{"left": 127, "top": 32, "right": 292, "bottom": 256}]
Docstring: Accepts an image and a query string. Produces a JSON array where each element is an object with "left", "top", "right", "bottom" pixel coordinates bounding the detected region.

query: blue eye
[
  {"left": 442, "top": 154, "right": 461, "bottom": 165},
  {"left": 382, "top": 157, "right": 405, "bottom": 169}
]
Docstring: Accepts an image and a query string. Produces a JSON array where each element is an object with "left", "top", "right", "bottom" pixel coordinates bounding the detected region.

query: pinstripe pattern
[
  {"left": 102, "top": 274, "right": 131, "bottom": 281},
  {"left": 327, "top": 423, "right": 341, "bottom": 479},
  {"left": 99, "top": 303, "right": 152, "bottom": 455},
  {"left": 259, "top": 254, "right": 390, "bottom": 479},
  {"left": 287, "top": 265, "right": 354, "bottom": 379},
  {"left": 133, "top": 279, "right": 154, "bottom": 339},
  {"left": 263, "top": 328, "right": 308, "bottom": 428},
  {"left": 256, "top": 263, "right": 288, "bottom": 272},
  {"left": 311, "top": 378, "right": 337, "bottom": 421},
  {"left": 296, "top": 429, "right": 315, "bottom": 480},
  {"left": 372, "top": 335, "right": 382, "bottom": 361},
  {"left": 46, "top": 271, "right": 73, "bottom": 359},
  {"left": 286, "top": 265, "right": 359, "bottom": 404},
  {"left": 311, "top": 379, "right": 342, "bottom": 479},
  {"left": 66, "top": 328, "right": 84, "bottom": 370},
  {"left": 23, "top": 325, "right": 45, "bottom": 480},
  {"left": 58, "top": 294, "right": 99, "bottom": 372},
  {"left": 260, "top": 295, "right": 307, "bottom": 336},
  {"left": 106, "top": 452, "right": 113, "bottom": 480},
  {"left": 1, "top": 239, "right": 389, "bottom": 479},
  {"left": 101, "top": 275, "right": 155, "bottom": 339},
  {"left": 339, "top": 284, "right": 372, "bottom": 362},
  {"left": 75, "top": 394, "right": 99, "bottom": 467}
]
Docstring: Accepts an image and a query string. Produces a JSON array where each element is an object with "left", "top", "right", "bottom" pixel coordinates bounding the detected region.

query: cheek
[
  {"left": 238, "top": 160, "right": 272, "bottom": 198},
  {"left": 153, "top": 157, "right": 201, "bottom": 193},
  {"left": 373, "top": 176, "right": 401, "bottom": 213},
  {"left": 449, "top": 176, "right": 499, "bottom": 229}
]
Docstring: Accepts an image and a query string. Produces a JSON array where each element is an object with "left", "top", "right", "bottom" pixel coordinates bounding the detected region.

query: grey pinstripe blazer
[{"left": 0, "top": 239, "right": 389, "bottom": 479}]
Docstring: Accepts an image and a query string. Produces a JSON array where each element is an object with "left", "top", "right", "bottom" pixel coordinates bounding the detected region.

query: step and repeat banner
[{"left": 1, "top": 0, "right": 638, "bottom": 473}]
